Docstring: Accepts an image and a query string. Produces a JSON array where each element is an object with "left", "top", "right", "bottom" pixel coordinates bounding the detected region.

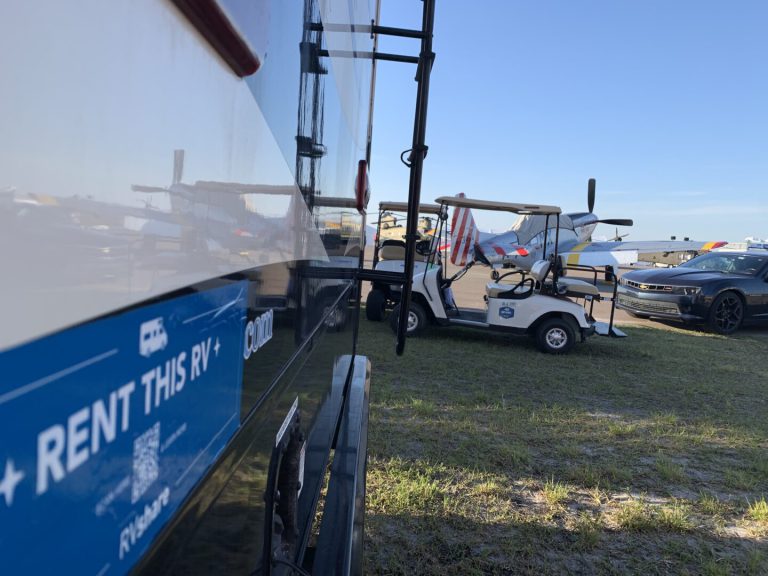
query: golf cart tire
[
  {"left": 535, "top": 317, "right": 576, "bottom": 355},
  {"left": 365, "top": 289, "right": 387, "bottom": 321},
  {"left": 389, "top": 301, "right": 427, "bottom": 337}
]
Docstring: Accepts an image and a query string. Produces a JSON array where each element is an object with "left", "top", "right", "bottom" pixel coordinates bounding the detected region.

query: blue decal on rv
[{"left": 0, "top": 281, "right": 247, "bottom": 575}]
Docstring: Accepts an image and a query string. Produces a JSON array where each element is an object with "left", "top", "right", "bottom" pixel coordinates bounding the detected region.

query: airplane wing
[{"left": 561, "top": 240, "right": 726, "bottom": 267}]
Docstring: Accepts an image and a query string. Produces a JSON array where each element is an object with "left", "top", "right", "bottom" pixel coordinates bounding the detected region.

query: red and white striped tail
[{"left": 450, "top": 193, "right": 479, "bottom": 266}]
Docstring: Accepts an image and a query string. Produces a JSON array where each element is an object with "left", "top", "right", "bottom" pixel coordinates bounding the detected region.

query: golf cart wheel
[
  {"left": 389, "top": 302, "right": 427, "bottom": 337},
  {"left": 707, "top": 291, "right": 743, "bottom": 335},
  {"left": 321, "top": 298, "right": 346, "bottom": 332},
  {"left": 535, "top": 317, "right": 575, "bottom": 354},
  {"left": 365, "top": 289, "right": 387, "bottom": 321}
]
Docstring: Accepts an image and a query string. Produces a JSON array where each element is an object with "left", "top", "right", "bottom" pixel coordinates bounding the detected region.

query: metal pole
[
  {"left": 553, "top": 214, "right": 561, "bottom": 284},
  {"left": 318, "top": 50, "right": 419, "bottom": 64},
  {"left": 307, "top": 22, "right": 426, "bottom": 40},
  {"left": 396, "top": 0, "right": 435, "bottom": 356},
  {"left": 373, "top": 208, "right": 382, "bottom": 264},
  {"left": 609, "top": 276, "right": 618, "bottom": 335}
]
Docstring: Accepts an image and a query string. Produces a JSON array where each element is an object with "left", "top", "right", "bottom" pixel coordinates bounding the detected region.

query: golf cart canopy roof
[
  {"left": 434, "top": 196, "right": 561, "bottom": 215},
  {"left": 378, "top": 201, "right": 443, "bottom": 214}
]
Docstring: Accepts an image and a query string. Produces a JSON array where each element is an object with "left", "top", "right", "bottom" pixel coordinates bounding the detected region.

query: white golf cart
[
  {"left": 366, "top": 201, "right": 447, "bottom": 321},
  {"left": 390, "top": 195, "right": 627, "bottom": 354}
]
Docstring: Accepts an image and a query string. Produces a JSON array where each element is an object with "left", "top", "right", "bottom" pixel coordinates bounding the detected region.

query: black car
[{"left": 617, "top": 251, "right": 768, "bottom": 334}]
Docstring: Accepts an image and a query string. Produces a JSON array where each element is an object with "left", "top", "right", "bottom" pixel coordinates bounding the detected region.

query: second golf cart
[
  {"left": 390, "top": 195, "right": 626, "bottom": 354},
  {"left": 366, "top": 201, "right": 447, "bottom": 320}
]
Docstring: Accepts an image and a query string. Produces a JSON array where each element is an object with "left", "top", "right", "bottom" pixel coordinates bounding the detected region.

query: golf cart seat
[
  {"left": 378, "top": 242, "right": 430, "bottom": 262},
  {"left": 529, "top": 258, "right": 600, "bottom": 298},
  {"left": 379, "top": 244, "right": 406, "bottom": 260},
  {"left": 530, "top": 259, "right": 552, "bottom": 283},
  {"left": 555, "top": 277, "right": 600, "bottom": 297}
]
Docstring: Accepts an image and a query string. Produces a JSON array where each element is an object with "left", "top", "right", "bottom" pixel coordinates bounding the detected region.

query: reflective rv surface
[{"left": 0, "top": 0, "right": 375, "bottom": 574}]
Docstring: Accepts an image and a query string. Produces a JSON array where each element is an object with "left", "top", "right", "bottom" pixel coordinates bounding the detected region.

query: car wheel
[
  {"left": 365, "top": 289, "right": 387, "bottom": 321},
  {"left": 389, "top": 301, "right": 427, "bottom": 337},
  {"left": 707, "top": 291, "right": 744, "bottom": 335},
  {"left": 535, "top": 317, "right": 576, "bottom": 354}
]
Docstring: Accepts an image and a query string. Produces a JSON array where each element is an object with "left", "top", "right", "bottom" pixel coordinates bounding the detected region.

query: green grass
[
  {"left": 611, "top": 496, "right": 691, "bottom": 533},
  {"left": 655, "top": 452, "right": 686, "bottom": 483},
  {"left": 541, "top": 477, "right": 569, "bottom": 508},
  {"left": 746, "top": 496, "right": 768, "bottom": 523},
  {"left": 614, "top": 497, "right": 656, "bottom": 532},
  {"left": 573, "top": 511, "right": 602, "bottom": 551},
  {"left": 360, "top": 316, "right": 768, "bottom": 575},
  {"left": 698, "top": 491, "right": 729, "bottom": 516},
  {"left": 726, "top": 468, "right": 758, "bottom": 491}
]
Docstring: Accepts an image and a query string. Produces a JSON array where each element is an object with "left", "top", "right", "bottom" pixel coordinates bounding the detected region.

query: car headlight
[
  {"left": 619, "top": 277, "right": 628, "bottom": 286},
  {"left": 671, "top": 286, "right": 700, "bottom": 296}
]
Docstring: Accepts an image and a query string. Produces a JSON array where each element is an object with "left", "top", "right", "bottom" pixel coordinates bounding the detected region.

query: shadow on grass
[
  {"left": 365, "top": 506, "right": 768, "bottom": 576},
  {"left": 360, "top": 316, "right": 768, "bottom": 574}
]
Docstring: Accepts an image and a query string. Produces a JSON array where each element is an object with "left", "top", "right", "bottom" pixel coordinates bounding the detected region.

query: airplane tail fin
[{"left": 450, "top": 193, "right": 479, "bottom": 266}]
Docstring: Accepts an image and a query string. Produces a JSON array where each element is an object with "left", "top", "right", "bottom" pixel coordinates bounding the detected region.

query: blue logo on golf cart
[{"left": 499, "top": 306, "right": 515, "bottom": 319}]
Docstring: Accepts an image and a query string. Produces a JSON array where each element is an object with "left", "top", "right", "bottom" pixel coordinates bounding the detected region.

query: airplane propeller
[
  {"left": 587, "top": 178, "right": 633, "bottom": 227},
  {"left": 597, "top": 218, "right": 634, "bottom": 226}
]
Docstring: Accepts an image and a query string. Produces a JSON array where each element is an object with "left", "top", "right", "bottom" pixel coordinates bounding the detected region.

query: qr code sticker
[{"left": 132, "top": 422, "right": 160, "bottom": 504}]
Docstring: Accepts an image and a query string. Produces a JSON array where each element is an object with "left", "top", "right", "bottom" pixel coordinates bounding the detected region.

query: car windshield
[{"left": 680, "top": 253, "right": 767, "bottom": 275}]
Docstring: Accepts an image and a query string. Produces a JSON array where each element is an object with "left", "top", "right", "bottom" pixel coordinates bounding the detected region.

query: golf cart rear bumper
[
  {"left": 592, "top": 321, "right": 626, "bottom": 338},
  {"left": 581, "top": 325, "right": 596, "bottom": 340}
]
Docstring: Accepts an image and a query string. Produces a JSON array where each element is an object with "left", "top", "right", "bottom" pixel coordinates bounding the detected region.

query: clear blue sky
[{"left": 368, "top": 0, "right": 768, "bottom": 241}]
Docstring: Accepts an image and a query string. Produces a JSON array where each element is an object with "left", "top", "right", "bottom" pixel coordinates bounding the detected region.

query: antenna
[{"left": 173, "top": 150, "right": 185, "bottom": 185}]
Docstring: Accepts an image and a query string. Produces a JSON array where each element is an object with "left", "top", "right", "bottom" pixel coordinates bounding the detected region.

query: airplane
[
  {"left": 594, "top": 228, "right": 629, "bottom": 242},
  {"left": 444, "top": 179, "right": 726, "bottom": 270},
  {"left": 131, "top": 150, "right": 300, "bottom": 254}
]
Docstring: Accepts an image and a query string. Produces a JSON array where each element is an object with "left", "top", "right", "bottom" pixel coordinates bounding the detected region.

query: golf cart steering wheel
[
  {"left": 495, "top": 270, "right": 528, "bottom": 284},
  {"left": 415, "top": 239, "right": 432, "bottom": 256},
  {"left": 512, "top": 276, "right": 535, "bottom": 295},
  {"left": 491, "top": 269, "right": 534, "bottom": 297}
]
